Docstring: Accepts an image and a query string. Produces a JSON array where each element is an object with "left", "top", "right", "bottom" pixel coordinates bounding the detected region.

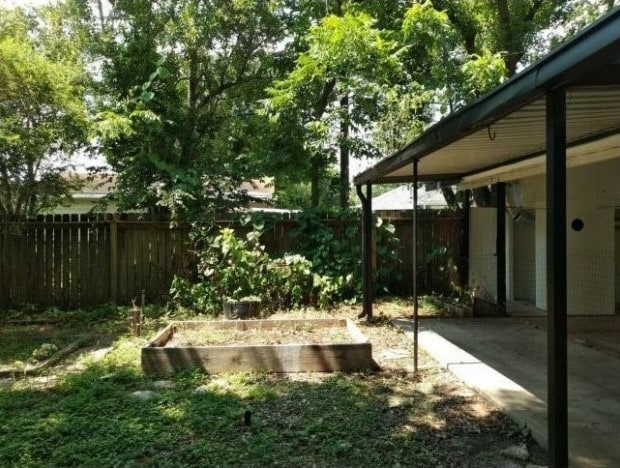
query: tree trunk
[
  {"left": 310, "top": 78, "right": 337, "bottom": 208},
  {"left": 495, "top": 0, "right": 517, "bottom": 75},
  {"left": 339, "top": 94, "right": 349, "bottom": 209},
  {"left": 311, "top": 156, "right": 320, "bottom": 208},
  {"left": 433, "top": 0, "right": 478, "bottom": 54}
]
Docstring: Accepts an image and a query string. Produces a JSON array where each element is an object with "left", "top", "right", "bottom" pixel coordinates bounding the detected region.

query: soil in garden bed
[{"left": 165, "top": 322, "right": 354, "bottom": 347}]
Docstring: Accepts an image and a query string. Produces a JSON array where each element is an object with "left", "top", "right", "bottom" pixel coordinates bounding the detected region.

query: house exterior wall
[
  {"left": 468, "top": 207, "right": 512, "bottom": 303},
  {"left": 469, "top": 157, "right": 620, "bottom": 315},
  {"left": 469, "top": 208, "right": 497, "bottom": 301},
  {"left": 46, "top": 198, "right": 120, "bottom": 215},
  {"left": 512, "top": 212, "right": 536, "bottom": 302}
]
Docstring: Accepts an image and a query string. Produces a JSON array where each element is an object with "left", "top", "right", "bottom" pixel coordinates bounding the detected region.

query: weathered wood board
[{"left": 142, "top": 318, "right": 377, "bottom": 375}]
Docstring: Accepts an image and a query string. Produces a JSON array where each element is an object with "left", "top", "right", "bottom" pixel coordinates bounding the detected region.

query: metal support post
[{"left": 546, "top": 87, "right": 568, "bottom": 468}]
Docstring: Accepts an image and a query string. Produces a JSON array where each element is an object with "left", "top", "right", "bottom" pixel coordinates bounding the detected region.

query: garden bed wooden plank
[{"left": 142, "top": 318, "right": 376, "bottom": 375}]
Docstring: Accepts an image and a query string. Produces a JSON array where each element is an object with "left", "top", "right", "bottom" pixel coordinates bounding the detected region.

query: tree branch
[{"left": 313, "top": 78, "right": 337, "bottom": 119}]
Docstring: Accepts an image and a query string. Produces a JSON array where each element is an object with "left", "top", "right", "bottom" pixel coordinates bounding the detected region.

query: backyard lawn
[{"left": 0, "top": 301, "right": 545, "bottom": 467}]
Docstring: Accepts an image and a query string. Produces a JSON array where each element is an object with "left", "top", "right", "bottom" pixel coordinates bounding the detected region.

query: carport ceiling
[{"left": 354, "top": 8, "right": 620, "bottom": 187}]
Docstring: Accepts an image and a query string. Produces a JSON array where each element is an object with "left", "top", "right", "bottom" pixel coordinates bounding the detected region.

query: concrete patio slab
[{"left": 394, "top": 317, "right": 620, "bottom": 468}]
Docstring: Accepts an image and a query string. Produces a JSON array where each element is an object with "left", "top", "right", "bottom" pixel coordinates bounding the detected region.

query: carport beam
[
  {"left": 357, "top": 183, "right": 373, "bottom": 320},
  {"left": 496, "top": 182, "right": 506, "bottom": 313},
  {"left": 413, "top": 160, "right": 419, "bottom": 372},
  {"left": 546, "top": 88, "right": 568, "bottom": 468}
]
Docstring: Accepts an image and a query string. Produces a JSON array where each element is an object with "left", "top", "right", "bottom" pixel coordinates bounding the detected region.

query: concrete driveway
[{"left": 395, "top": 317, "right": 620, "bottom": 467}]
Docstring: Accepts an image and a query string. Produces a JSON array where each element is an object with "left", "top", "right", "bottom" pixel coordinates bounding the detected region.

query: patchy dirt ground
[
  {"left": 270, "top": 306, "right": 548, "bottom": 467},
  {"left": 166, "top": 321, "right": 353, "bottom": 347},
  {"left": 1, "top": 303, "right": 548, "bottom": 466}
]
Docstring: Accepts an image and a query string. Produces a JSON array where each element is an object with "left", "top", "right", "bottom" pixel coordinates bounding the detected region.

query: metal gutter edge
[{"left": 354, "top": 7, "right": 620, "bottom": 185}]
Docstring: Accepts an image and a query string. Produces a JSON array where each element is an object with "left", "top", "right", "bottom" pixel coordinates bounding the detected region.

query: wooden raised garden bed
[{"left": 142, "top": 318, "right": 376, "bottom": 375}]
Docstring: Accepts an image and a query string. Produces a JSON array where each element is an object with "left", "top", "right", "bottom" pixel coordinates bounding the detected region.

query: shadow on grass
[{"left": 0, "top": 356, "right": 544, "bottom": 467}]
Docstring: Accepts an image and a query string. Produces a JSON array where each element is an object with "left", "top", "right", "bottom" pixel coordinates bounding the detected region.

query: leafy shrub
[
  {"left": 290, "top": 208, "right": 401, "bottom": 300},
  {"left": 199, "top": 228, "right": 271, "bottom": 300},
  {"left": 171, "top": 228, "right": 331, "bottom": 313},
  {"left": 267, "top": 254, "right": 314, "bottom": 308},
  {"left": 30, "top": 343, "right": 58, "bottom": 363},
  {"left": 170, "top": 209, "right": 401, "bottom": 314}
]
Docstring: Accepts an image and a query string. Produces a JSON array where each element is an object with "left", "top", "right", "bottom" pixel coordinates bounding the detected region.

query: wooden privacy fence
[
  {"left": 0, "top": 211, "right": 465, "bottom": 310},
  {"left": 0, "top": 214, "right": 190, "bottom": 310},
  {"left": 386, "top": 211, "right": 466, "bottom": 296}
]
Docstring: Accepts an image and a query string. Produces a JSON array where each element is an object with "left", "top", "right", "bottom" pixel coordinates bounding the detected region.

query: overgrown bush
[
  {"left": 290, "top": 208, "right": 401, "bottom": 299},
  {"left": 170, "top": 209, "right": 401, "bottom": 314},
  {"left": 170, "top": 228, "right": 341, "bottom": 314}
]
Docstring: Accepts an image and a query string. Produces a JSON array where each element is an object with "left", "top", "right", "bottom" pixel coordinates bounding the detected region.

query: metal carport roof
[
  {"left": 354, "top": 8, "right": 620, "bottom": 187},
  {"left": 354, "top": 7, "right": 620, "bottom": 467}
]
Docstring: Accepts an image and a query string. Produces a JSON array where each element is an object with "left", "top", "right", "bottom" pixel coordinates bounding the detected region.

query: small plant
[
  {"left": 201, "top": 228, "right": 271, "bottom": 300},
  {"left": 268, "top": 254, "right": 314, "bottom": 308},
  {"left": 30, "top": 343, "right": 58, "bottom": 363}
]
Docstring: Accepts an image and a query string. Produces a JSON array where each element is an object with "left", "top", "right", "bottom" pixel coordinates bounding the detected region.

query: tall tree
[
  {"left": 267, "top": 7, "right": 402, "bottom": 208},
  {"left": 75, "top": 0, "right": 288, "bottom": 221},
  {"left": 374, "top": 0, "right": 574, "bottom": 208},
  {"left": 0, "top": 7, "right": 87, "bottom": 216}
]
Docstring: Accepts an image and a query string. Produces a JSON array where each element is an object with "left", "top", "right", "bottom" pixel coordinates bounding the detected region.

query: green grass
[
  {"left": 0, "top": 305, "right": 540, "bottom": 467},
  {"left": 0, "top": 352, "right": 425, "bottom": 466},
  {"left": 0, "top": 332, "right": 74, "bottom": 366},
  {"left": 0, "top": 304, "right": 125, "bottom": 367}
]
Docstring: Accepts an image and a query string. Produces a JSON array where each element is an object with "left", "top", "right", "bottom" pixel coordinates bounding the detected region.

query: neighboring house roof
[
  {"left": 68, "top": 174, "right": 116, "bottom": 201},
  {"left": 354, "top": 7, "right": 620, "bottom": 187},
  {"left": 60, "top": 173, "right": 274, "bottom": 211},
  {"left": 369, "top": 185, "right": 447, "bottom": 211},
  {"left": 239, "top": 178, "right": 274, "bottom": 203}
]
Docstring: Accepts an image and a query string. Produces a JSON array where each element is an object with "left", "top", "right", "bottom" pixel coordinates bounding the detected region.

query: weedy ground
[
  {"left": 0, "top": 300, "right": 546, "bottom": 467},
  {"left": 167, "top": 320, "right": 353, "bottom": 347}
]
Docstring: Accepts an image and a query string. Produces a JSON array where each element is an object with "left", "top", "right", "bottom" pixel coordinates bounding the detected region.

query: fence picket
[{"left": 0, "top": 211, "right": 463, "bottom": 309}]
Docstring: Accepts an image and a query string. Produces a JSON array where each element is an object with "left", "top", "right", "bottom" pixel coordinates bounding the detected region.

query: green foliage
[
  {"left": 274, "top": 170, "right": 342, "bottom": 210},
  {"left": 3, "top": 303, "right": 122, "bottom": 323},
  {"left": 0, "top": 18, "right": 87, "bottom": 216},
  {"left": 290, "top": 209, "right": 401, "bottom": 299},
  {"left": 268, "top": 254, "right": 315, "bottom": 308},
  {"left": 171, "top": 227, "right": 337, "bottom": 313},
  {"left": 169, "top": 210, "right": 402, "bottom": 313},
  {"left": 29, "top": 343, "right": 59, "bottom": 363},
  {"left": 460, "top": 50, "right": 507, "bottom": 97},
  {"left": 392, "top": 0, "right": 565, "bottom": 121},
  {"left": 0, "top": 305, "right": 539, "bottom": 466},
  {"left": 198, "top": 228, "right": 272, "bottom": 304},
  {"left": 371, "top": 84, "right": 433, "bottom": 155},
  {"left": 74, "top": 0, "right": 290, "bottom": 221},
  {"left": 266, "top": 8, "right": 403, "bottom": 207}
]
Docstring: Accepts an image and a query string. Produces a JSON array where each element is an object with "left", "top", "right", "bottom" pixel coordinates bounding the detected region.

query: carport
[{"left": 355, "top": 8, "right": 620, "bottom": 467}]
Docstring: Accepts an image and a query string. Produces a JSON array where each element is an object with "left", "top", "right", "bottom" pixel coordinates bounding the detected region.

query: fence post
[{"left": 110, "top": 215, "right": 118, "bottom": 304}]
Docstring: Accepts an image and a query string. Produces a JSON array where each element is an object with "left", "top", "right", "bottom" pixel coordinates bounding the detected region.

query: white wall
[
  {"left": 512, "top": 212, "right": 536, "bottom": 302},
  {"left": 45, "top": 198, "right": 120, "bottom": 215},
  {"left": 469, "top": 208, "right": 498, "bottom": 301},
  {"left": 498, "top": 158, "right": 620, "bottom": 315}
]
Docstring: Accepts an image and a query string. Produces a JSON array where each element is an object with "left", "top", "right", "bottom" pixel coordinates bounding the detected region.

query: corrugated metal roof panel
[{"left": 378, "top": 86, "right": 620, "bottom": 184}]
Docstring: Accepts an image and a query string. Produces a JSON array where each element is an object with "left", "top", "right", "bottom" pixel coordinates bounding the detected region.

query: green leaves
[
  {"left": 266, "top": 8, "right": 404, "bottom": 208},
  {"left": 81, "top": 0, "right": 287, "bottom": 219},
  {"left": 461, "top": 50, "right": 507, "bottom": 97},
  {"left": 0, "top": 29, "right": 87, "bottom": 216}
]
